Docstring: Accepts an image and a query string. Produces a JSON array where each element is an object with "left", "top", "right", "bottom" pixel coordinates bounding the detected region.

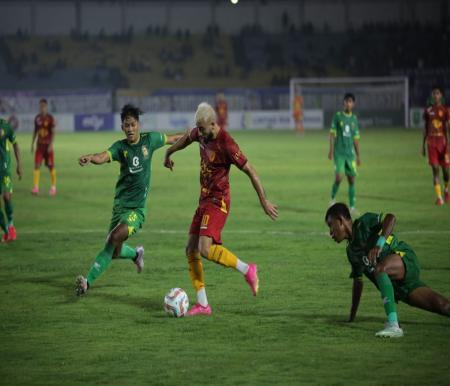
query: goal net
[{"left": 289, "top": 77, "right": 409, "bottom": 129}]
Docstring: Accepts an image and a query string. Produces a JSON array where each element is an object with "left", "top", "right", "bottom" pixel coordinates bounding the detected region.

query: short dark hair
[
  {"left": 344, "top": 93, "right": 355, "bottom": 102},
  {"left": 39, "top": 98, "right": 48, "bottom": 104},
  {"left": 431, "top": 85, "right": 443, "bottom": 94},
  {"left": 121, "top": 104, "right": 142, "bottom": 122},
  {"left": 325, "top": 202, "right": 351, "bottom": 223}
]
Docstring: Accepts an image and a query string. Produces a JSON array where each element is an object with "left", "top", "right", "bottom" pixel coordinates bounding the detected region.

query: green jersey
[
  {"left": 347, "top": 212, "right": 404, "bottom": 282},
  {"left": 330, "top": 111, "right": 360, "bottom": 158},
  {"left": 107, "top": 132, "right": 166, "bottom": 209},
  {"left": 0, "top": 119, "right": 16, "bottom": 176}
]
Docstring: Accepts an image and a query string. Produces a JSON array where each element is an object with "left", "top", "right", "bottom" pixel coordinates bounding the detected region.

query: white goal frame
[{"left": 289, "top": 76, "right": 409, "bottom": 128}]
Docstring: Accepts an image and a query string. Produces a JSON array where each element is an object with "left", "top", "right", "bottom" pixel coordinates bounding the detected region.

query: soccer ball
[{"left": 163, "top": 288, "right": 189, "bottom": 318}]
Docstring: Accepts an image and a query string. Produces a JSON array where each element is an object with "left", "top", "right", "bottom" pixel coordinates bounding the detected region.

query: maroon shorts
[
  {"left": 35, "top": 145, "right": 54, "bottom": 168},
  {"left": 427, "top": 141, "right": 449, "bottom": 167},
  {"left": 189, "top": 199, "right": 230, "bottom": 244}
]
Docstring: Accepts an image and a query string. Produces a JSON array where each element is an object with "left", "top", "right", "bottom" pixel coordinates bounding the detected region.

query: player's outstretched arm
[
  {"left": 367, "top": 214, "right": 396, "bottom": 265},
  {"left": 78, "top": 151, "right": 110, "bottom": 166},
  {"left": 349, "top": 277, "right": 363, "bottom": 322},
  {"left": 165, "top": 133, "right": 185, "bottom": 145},
  {"left": 164, "top": 131, "right": 193, "bottom": 171},
  {"left": 241, "top": 162, "right": 278, "bottom": 220},
  {"left": 12, "top": 142, "right": 22, "bottom": 180}
]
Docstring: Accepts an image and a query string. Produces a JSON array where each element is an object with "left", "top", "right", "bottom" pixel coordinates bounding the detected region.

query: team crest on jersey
[
  {"left": 123, "top": 150, "right": 128, "bottom": 158},
  {"left": 141, "top": 146, "right": 149, "bottom": 158}
]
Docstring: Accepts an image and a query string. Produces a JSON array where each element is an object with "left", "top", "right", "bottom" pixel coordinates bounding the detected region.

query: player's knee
[
  {"left": 109, "top": 228, "right": 126, "bottom": 246},
  {"left": 335, "top": 176, "right": 343, "bottom": 183}
]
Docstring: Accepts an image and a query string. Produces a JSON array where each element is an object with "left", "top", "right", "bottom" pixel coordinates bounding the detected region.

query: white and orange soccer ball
[{"left": 163, "top": 288, "right": 189, "bottom": 317}]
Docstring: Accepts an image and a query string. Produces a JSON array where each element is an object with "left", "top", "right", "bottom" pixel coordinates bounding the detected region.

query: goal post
[{"left": 289, "top": 77, "right": 409, "bottom": 129}]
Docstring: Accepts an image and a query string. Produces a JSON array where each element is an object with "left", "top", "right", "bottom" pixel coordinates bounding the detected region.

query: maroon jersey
[
  {"left": 34, "top": 113, "right": 55, "bottom": 146},
  {"left": 423, "top": 105, "right": 449, "bottom": 146},
  {"left": 215, "top": 100, "right": 228, "bottom": 125},
  {"left": 189, "top": 127, "right": 247, "bottom": 203}
]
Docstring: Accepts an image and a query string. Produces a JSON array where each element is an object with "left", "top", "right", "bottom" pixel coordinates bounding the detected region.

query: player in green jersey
[
  {"left": 325, "top": 202, "right": 450, "bottom": 338},
  {"left": 0, "top": 118, "right": 22, "bottom": 243},
  {"left": 75, "top": 105, "right": 182, "bottom": 295},
  {"left": 328, "top": 93, "right": 361, "bottom": 212}
]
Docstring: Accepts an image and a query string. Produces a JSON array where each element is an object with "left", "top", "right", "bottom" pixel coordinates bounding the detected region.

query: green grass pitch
[{"left": 1, "top": 129, "right": 449, "bottom": 385}]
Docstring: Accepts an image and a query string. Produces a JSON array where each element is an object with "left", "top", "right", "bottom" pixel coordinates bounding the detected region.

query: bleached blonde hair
[{"left": 195, "top": 102, "right": 216, "bottom": 125}]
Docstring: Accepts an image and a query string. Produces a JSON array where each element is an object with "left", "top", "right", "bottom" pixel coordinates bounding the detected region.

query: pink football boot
[{"left": 245, "top": 263, "right": 259, "bottom": 296}]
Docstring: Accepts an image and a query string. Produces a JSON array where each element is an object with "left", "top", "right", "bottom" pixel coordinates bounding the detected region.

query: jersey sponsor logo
[
  {"left": 129, "top": 156, "right": 144, "bottom": 174},
  {"left": 206, "top": 150, "right": 216, "bottom": 162},
  {"left": 362, "top": 256, "right": 375, "bottom": 273},
  {"left": 432, "top": 119, "right": 443, "bottom": 129},
  {"left": 343, "top": 124, "right": 351, "bottom": 137}
]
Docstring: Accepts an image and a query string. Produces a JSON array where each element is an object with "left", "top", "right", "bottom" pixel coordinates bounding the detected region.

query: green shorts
[
  {"left": 0, "top": 174, "right": 13, "bottom": 194},
  {"left": 108, "top": 206, "right": 146, "bottom": 237},
  {"left": 334, "top": 156, "right": 357, "bottom": 177},
  {"left": 391, "top": 243, "right": 427, "bottom": 302}
]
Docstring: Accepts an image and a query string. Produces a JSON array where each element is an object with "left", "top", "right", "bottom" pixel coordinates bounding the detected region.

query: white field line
[{"left": 17, "top": 229, "right": 450, "bottom": 236}]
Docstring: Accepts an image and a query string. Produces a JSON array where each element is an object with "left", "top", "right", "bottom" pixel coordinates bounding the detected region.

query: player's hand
[
  {"left": 78, "top": 155, "right": 92, "bottom": 166},
  {"left": 367, "top": 247, "right": 381, "bottom": 265},
  {"left": 421, "top": 146, "right": 426, "bottom": 157},
  {"left": 328, "top": 150, "right": 333, "bottom": 160},
  {"left": 356, "top": 156, "right": 361, "bottom": 166},
  {"left": 164, "top": 155, "right": 174, "bottom": 171},
  {"left": 48, "top": 143, "right": 53, "bottom": 152},
  {"left": 262, "top": 199, "right": 278, "bottom": 220},
  {"left": 16, "top": 165, "right": 22, "bottom": 180}
]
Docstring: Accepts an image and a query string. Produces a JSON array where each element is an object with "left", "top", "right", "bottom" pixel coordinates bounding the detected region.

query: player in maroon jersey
[
  {"left": 164, "top": 102, "right": 278, "bottom": 316},
  {"left": 31, "top": 98, "right": 57, "bottom": 196},
  {"left": 215, "top": 93, "right": 228, "bottom": 130},
  {"left": 422, "top": 86, "right": 450, "bottom": 205}
]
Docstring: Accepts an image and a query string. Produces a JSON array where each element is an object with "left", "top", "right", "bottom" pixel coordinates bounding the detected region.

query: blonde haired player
[{"left": 164, "top": 102, "right": 278, "bottom": 316}]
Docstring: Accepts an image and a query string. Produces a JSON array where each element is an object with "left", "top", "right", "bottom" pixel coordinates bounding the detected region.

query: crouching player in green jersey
[
  {"left": 0, "top": 118, "right": 22, "bottom": 242},
  {"left": 75, "top": 104, "right": 182, "bottom": 295},
  {"left": 325, "top": 203, "right": 450, "bottom": 338},
  {"left": 328, "top": 93, "right": 361, "bottom": 212}
]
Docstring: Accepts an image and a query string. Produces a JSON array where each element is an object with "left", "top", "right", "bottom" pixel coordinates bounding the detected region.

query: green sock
[
  {"left": 4, "top": 199, "right": 13, "bottom": 226},
  {"left": 349, "top": 184, "right": 356, "bottom": 208},
  {"left": 86, "top": 243, "right": 115, "bottom": 286},
  {"left": 376, "top": 272, "right": 398, "bottom": 324},
  {"left": 0, "top": 207, "right": 7, "bottom": 234},
  {"left": 119, "top": 244, "right": 137, "bottom": 260},
  {"left": 331, "top": 181, "right": 340, "bottom": 199}
]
